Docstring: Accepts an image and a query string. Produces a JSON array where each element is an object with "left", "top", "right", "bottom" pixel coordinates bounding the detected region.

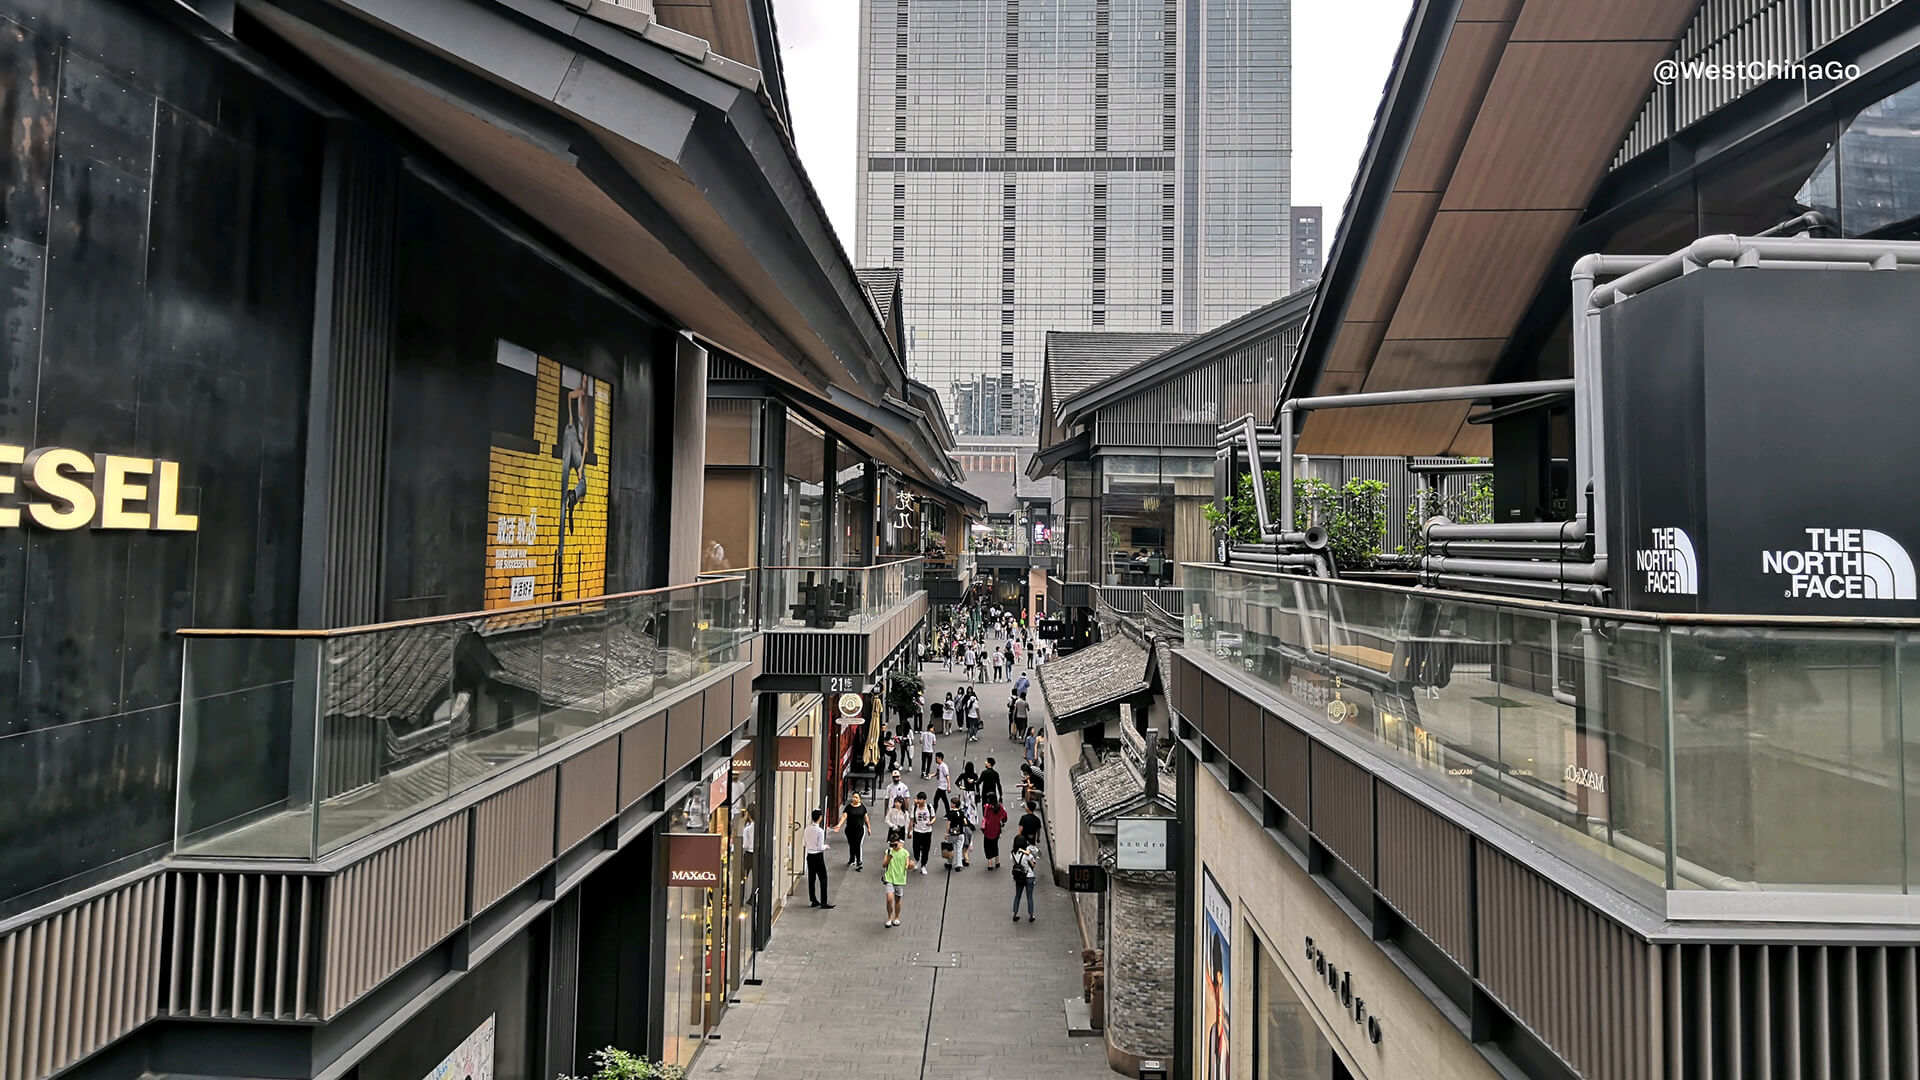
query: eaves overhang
[
  {"left": 243, "top": 0, "right": 905, "bottom": 407},
  {"left": 1026, "top": 430, "right": 1091, "bottom": 481},
  {"left": 1056, "top": 284, "right": 1317, "bottom": 429},
  {"left": 1286, "top": 0, "right": 1700, "bottom": 456}
]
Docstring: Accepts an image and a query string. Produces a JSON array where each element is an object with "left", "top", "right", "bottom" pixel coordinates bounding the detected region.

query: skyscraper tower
[{"left": 856, "top": 0, "right": 1291, "bottom": 434}]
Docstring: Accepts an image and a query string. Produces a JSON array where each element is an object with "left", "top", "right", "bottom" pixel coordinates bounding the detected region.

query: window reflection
[{"left": 1839, "top": 82, "right": 1920, "bottom": 237}]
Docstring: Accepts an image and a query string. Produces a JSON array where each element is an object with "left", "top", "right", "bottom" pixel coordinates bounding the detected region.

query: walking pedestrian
[
  {"left": 1023, "top": 726, "right": 1037, "bottom": 766},
  {"left": 981, "top": 795, "right": 1009, "bottom": 869},
  {"left": 921, "top": 726, "right": 936, "bottom": 778},
  {"left": 968, "top": 694, "right": 982, "bottom": 741},
  {"left": 962, "top": 791, "right": 980, "bottom": 867},
  {"left": 957, "top": 760, "right": 979, "bottom": 803},
  {"left": 805, "top": 810, "right": 835, "bottom": 909},
  {"left": 932, "top": 752, "right": 951, "bottom": 814},
  {"left": 886, "top": 796, "right": 910, "bottom": 844},
  {"left": 1017, "top": 799, "right": 1043, "bottom": 846},
  {"left": 1010, "top": 836, "right": 1038, "bottom": 922},
  {"left": 882, "top": 836, "right": 914, "bottom": 928},
  {"left": 941, "top": 806, "right": 963, "bottom": 870},
  {"left": 1013, "top": 691, "right": 1031, "bottom": 739},
  {"left": 980, "top": 757, "right": 1003, "bottom": 805},
  {"left": 841, "top": 792, "right": 869, "bottom": 871},
  {"left": 911, "top": 793, "right": 935, "bottom": 873}
]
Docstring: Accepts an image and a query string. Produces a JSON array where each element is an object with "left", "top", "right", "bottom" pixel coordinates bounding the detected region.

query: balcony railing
[
  {"left": 760, "top": 556, "right": 924, "bottom": 630},
  {"left": 175, "top": 575, "right": 750, "bottom": 860},
  {"left": 1182, "top": 563, "right": 1920, "bottom": 912},
  {"left": 1096, "top": 584, "right": 1183, "bottom": 616}
]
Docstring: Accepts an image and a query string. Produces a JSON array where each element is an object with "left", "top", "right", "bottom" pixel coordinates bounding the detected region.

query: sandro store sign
[{"left": 0, "top": 445, "right": 199, "bottom": 531}]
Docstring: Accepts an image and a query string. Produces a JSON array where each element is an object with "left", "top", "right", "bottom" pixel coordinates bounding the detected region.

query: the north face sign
[{"left": 1761, "top": 528, "right": 1917, "bottom": 600}]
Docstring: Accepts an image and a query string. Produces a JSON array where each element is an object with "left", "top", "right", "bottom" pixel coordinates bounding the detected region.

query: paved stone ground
[{"left": 690, "top": 642, "right": 1111, "bottom": 1080}]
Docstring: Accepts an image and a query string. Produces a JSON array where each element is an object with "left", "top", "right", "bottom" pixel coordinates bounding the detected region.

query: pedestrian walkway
[{"left": 690, "top": 644, "right": 1106, "bottom": 1080}]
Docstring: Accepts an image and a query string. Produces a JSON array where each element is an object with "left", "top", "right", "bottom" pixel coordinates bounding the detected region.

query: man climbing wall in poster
[{"left": 486, "top": 341, "right": 610, "bottom": 610}]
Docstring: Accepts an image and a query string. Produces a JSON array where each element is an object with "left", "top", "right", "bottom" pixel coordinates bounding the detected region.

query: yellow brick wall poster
[{"left": 486, "top": 340, "right": 612, "bottom": 610}]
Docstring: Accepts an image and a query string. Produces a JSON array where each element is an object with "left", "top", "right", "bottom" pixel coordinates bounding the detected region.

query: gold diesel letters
[{"left": 0, "top": 446, "right": 199, "bottom": 531}]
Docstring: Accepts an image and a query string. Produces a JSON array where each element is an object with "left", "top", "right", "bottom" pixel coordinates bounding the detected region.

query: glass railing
[
  {"left": 175, "top": 575, "right": 749, "bottom": 860},
  {"left": 1183, "top": 563, "right": 1920, "bottom": 903},
  {"left": 760, "top": 557, "right": 925, "bottom": 630}
]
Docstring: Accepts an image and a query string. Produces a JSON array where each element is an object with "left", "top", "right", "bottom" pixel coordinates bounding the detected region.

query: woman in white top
[{"left": 885, "top": 797, "right": 911, "bottom": 844}]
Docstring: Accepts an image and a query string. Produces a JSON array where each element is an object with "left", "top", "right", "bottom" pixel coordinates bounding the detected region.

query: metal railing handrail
[
  {"left": 1184, "top": 561, "right": 1920, "bottom": 629},
  {"left": 177, "top": 575, "right": 750, "bottom": 639},
  {"left": 750, "top": 556, "right": 925, "bottom": 572}
]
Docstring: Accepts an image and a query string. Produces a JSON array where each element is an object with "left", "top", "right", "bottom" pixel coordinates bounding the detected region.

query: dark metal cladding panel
[
  {"left": 1263, "top": 712, "right": 1309, "bottom": 824},
  {"left": 557, "top": 739, "right": 620, "bottom": 853},
  {"left": 1173, "top": 654, "right": 1199, "bottom": 721},
  {"left": 1200, "top": 671, "right": 1228, "bottom": 755},
  {"left": 1308, "top": 743, "right": 1373, "bottom": 882},
  {"left": 1375, "top": 784, "right": 1471, "bottom": 968},
  {"left": 666, "top": 697, "right": 704, "bottom": 776},
  {"left": 618, "top": 710, "right": 669, "bottom": 808},
  {"left": 701, "top": 674, "right": 734, "bottom": 750},
  {"left": 1228, "top": 692, "right": 1262, "bottom": 788},
  {"left": 1476, "top": 841, "right": 1651, "bottom": 1080}
]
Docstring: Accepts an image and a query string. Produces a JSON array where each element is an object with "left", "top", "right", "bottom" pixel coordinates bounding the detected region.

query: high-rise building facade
[
  {"left": 1290, "top": 204, "right": 1321, "bottom": 287},
  {"left": 856, "top": 0, "right": 1290, "bottom": 430}
]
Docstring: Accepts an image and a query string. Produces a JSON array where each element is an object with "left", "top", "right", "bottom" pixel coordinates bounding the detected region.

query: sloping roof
[
  {"left": 1056, "top": 285, "right": 1317, "bottom": 428},
  {"left": 1044, "top": 332, "right": 1198, "bottom": 405},
  {"left": 1287, "top": 0, "right": 1697, "bottom": 456},
  {"left": 1036, "top": 634, "right": 1150, "bottom": 729},
  {"left": 856, "top": 267, "right": 903, "bottom": 325},
  {"left": 1069, "top": 755, "right": 1177, "bottom": 823}
]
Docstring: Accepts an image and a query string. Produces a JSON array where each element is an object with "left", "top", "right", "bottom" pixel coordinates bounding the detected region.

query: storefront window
[
  {"left": 785, "top": 414, "right": 826, "bottom": 566},
  {"left": 838, "top": 459, "right": 871, "bottom": 566},
  {"left": 703, "top": 469, "right": 759, "bottom": 572},
  {"left": 1254, "top": 935, "right": 1340, "bottom": 1079},
  {"left": 658, "top": 757, "right": 747, "bottom": 1069},
  {"left": 1099, "top": 456, "right": 1175, "bottom": 587},
  {"left": 774, "top": 694, "right": 824, "bottom": 912}
]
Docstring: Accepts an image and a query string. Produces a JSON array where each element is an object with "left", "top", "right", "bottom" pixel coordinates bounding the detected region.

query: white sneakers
[
  {"left": 920, "top": 867, "right": 929, "bottom": 875},
  {"left": 885, "top": 919, "right": 899, "bottom": 927}
]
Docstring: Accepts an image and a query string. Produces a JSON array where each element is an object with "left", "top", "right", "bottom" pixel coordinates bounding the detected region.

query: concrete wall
[
  {"left": 1190, "top": 763, "right": 1498, "bottom": 1080},
  {"left": 1042, "top": 722, "right": 1083, "bottom": 881}
]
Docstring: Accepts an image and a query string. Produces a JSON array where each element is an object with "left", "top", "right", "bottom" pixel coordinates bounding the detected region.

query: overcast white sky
[{"left": 770, "top": 0, "right": 1412, "bottom": 251}]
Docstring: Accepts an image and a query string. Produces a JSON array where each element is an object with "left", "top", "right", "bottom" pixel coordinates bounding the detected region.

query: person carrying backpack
[{"left": 1010, "top": 837, "right": 1038, "bottom": 922}]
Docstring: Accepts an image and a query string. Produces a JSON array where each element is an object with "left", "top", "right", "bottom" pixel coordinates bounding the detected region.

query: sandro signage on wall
[{"left": 0, "top": 446, "right": 199, "bottom": 531}]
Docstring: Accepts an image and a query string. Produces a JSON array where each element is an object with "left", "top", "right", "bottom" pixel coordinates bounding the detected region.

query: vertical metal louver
[
  {"left": 163, "top": 872, "right": 323, "bottom": 1023},
  {"left": 0, "top": 876, "right": 164, "bottom": 1080}
]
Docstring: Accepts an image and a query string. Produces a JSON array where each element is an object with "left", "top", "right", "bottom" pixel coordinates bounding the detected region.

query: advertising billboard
[
  {"left": 486, "top": 341, "right": 611, "bottom": 610},
  {"left": 1202, "top": 868, "right": 1231, "bottom": 1080}
]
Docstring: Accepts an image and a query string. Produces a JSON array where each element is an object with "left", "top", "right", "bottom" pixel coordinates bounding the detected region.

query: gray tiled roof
[
  {"left": 1069, "top": 754, "right": 1177, "bottom": 823},
  {"left": 1043, "top": 332, "right": 1197, "bottom": 404},
  {"left": 1036, "top": 634, "right": 1150, "bottom": 723},
  {"left": 856, "top": 267, "right": 903, "bottom": 324}
]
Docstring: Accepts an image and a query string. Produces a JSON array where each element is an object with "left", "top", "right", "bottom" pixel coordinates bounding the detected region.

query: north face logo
[
  {"left": 1762, "top": 529, "right": 1917, "bottom": 600},
  {"left": 1635, "top": 527, "right": 1698, "bottom": 595}
]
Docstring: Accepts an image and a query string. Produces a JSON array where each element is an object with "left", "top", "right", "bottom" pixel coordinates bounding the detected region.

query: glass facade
[
  {"left": 784, "top": 414, "right": 827, "bottom": 566},
  {"left": 659, "top": 759, "right": 747, "bottom": 1069},
  {"left": 704, "top": 399, "right": 764, "bottom": 573},
  {"left": 1253, "top": 935, "right": 1340, "bottom": 1079},
  {"left": 856, "top": 0, "right": 1292, "bottom": 429}
]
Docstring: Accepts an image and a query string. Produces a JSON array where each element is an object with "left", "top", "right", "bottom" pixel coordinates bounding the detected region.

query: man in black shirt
[
  {"left": 979, "top": 757, "right": 1003, "bottom": 805},
  {"left": 1017, "top": 800, "right": 1042, "bottom": 846}
]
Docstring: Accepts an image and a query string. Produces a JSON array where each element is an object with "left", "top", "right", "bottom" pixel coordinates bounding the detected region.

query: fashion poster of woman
[
  {"left": 1202, "top": 867, "right": 1231, "bottom": 1080},
  {"left": 485, "top": 341, "right": 611, "bottom": 610}
]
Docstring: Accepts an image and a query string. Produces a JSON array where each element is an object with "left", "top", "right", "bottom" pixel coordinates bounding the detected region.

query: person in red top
[{"left": 979, "top": 795, "right": 1011, "bottom": 870}]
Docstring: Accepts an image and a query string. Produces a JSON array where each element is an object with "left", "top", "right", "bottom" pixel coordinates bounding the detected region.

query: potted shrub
[{"left": 559, "top": 1047, "right": 685, "bottom": 1080}]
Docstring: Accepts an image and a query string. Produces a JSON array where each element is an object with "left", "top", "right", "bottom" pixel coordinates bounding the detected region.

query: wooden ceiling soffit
[
  {"left": 1440, "top": 40, "right": 1683, "bottom": 211},
  {"left": 1511, "top": 0, "right": 1703, "bottom": 43},
  {"left": 1384, "top": 209, "right": 1580, "bottom": 342},
  {"left": 1395, "top": 20, "right": 1513, "bottom": 193},
  {"left": 1345, "top": 192, "right": 1444, "bottom": 324},
  {"left": 1362, "top": 338, "right": 1508, "bottom": 392},
  {"left": 1297, "top": 401, "right": 1475, "bottom": 456}
]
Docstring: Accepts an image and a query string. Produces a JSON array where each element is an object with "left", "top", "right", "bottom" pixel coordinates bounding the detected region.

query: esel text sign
[{"left": 0, "top": 446, "right": 199, "bottom": 531}]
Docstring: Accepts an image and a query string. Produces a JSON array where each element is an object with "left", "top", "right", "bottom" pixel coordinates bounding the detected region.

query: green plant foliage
[
  {"left": 1401, "top": 462, "right": 1496, "bottom": 555},
  {"left": 559, "top": 1047, "right": 686, "bottom": 1080},
  {"left": 1203, "top": 472, "right": 1389, "bottom": 568},
  {"left": 885, "top": 667, "right": 925, "bottom": 720},
  {"left": 1294, "top": 477, "right": 1388, "bottom": 568}
]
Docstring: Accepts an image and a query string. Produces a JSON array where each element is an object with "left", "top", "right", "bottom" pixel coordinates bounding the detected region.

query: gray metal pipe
[
  {"left": 1293, "top": 378, "right": 1575, "bottom": 412},
  {"left": 1426, "top": 519, "right": 1586, "bottom": 543},
  {"left": 1422, "top": 556, "right": 1608, "bottom": 583},
  {"left": 1278, "top": 402, "right": 1294, "bottom": 536},
  {"left": 1571, "top": 252, "right": 1660, "bottom": 565},
  {"left": 1590, "top": 234, "right": 1920, "bottom": 309},
  {"left": 1432, "top": 574, "right": 1608, "bottom": 604},
  {"left": 1431, "top": 540, "right": 1589, "bottom": 560}
]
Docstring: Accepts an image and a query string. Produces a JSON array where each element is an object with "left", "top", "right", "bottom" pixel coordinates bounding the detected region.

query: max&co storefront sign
[
  {"left": 664, "top": 833, "right": 724, "bottom": 889},
  {"left": 729, "top": 736, "right": 817, "bottom": 775},
  {"left": 0, "top": 446, "right": 200, "bottom": 531}
]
